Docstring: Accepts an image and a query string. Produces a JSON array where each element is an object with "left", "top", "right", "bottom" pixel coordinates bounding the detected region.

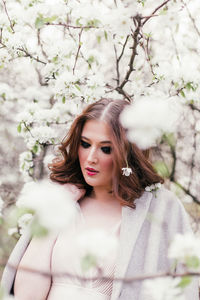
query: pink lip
[
  {"left": 86, "top": 171, "right": 98, "bottom": 176},
  {"left": 86, "top": 167, "right": 99, "bottom": 176},
  {"left": 86, "top": 167, "right": 99, "bottom": 172}
]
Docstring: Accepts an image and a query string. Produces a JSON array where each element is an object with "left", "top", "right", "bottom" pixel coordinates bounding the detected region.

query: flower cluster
[
  {"left": 145, "top": 182, "right": 162, "bottom": 192},
  {"left": 168, "top": 233, "right": 200, "bottom": 271},
  {"left": 143, "top": 277, "right": 185, "bottom": 300},
  {"left": 16, "top": 180, "right": 79, "bottom": 233}
]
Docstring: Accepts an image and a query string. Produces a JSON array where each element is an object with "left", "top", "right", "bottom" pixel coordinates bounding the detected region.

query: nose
[{"left": 87, "top": 147, "right": 98, "bottom": 164}]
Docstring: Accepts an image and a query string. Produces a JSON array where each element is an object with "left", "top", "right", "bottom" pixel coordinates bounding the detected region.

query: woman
[{"left": 1, "top": 98, "right": 199, "bottom": 299}]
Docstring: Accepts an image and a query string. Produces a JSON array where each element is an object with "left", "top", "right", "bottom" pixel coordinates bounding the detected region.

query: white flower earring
[{"left": 122, "top": 160, "right": 132, "bottom": 176}]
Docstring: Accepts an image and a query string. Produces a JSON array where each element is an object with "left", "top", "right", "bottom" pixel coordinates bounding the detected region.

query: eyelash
[{"left": 80, "top": 140, "right": 112, "bottom": 154}]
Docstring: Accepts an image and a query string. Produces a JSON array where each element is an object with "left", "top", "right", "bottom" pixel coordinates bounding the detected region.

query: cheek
[
  {"left": 78, "top": 147, "right": 87, "bottom": 165},
  {"left": 100, "top": 156, "right": 113, "bottom": 172}
]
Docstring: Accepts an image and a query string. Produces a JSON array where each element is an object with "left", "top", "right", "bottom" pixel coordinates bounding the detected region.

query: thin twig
[
  {"left": 73, "top": 28, "right": 83, "bottom": 75},
  {"left": 174, "top": 181, "right": 200, "bottom": 205},
  {"left": 189, "top": 104, "right": 200, "bottom": 113},
  {"left": 2, "top": 0, "right": 15, "bottom": 33},
  {"left": 114, "top": 35, "right": 130, "bottom": 85},
  {"left": 182, "top": 0, "right": 200, "bottom": 37},
  {"left": 117, "top": 15, "right": 142, "bottom": 91},
  {"left": 1, "top": 261, "right": 200, "bottom": 283},
  {"left": 17, "top": 47, "right": 47, "bottom": 65},
  {"left": 188, "top": 108, "right": 197, "bottom": 192},
  {"left": 37, "top": 29, "right": 49, "bottom": 61},
  {"left": 142, "top": 0, "right": 172, "bottom": 26},
  {"left": 46, "top": 23, "right": 99, "bottom": 30}
]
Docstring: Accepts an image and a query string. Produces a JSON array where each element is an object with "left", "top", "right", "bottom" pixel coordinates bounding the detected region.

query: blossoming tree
[{"left": 0, "top": 0, "right": 200, "bottom": 299}]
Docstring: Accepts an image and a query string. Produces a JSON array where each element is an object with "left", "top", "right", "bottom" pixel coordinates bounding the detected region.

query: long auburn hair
[{"left": 49, "top": 98, "right": 164, "bottom": 209}]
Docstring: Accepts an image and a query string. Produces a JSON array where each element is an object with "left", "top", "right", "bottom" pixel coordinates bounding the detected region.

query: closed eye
[
  {"left": 80, "top": 140, "right": 112, "bottom": 154},
  {"left": 80, "top": 140, "right": 90, "bottom": 148},
  {"left": 101, "top": 147, "right": 112, "bottom": 154}
]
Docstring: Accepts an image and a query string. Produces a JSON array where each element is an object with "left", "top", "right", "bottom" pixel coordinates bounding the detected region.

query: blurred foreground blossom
[
  {"left": 76, "top": 228, "right": 118, "bottom": 272},
  {"left": 144, "top": 277, "right": 185, "bottom": 300},
  {"left": 168, "top": 233, "right": 200, "bottom": 270},
  {"left": 120, "top": 95, "right": 181, "bottom": 149},
  {"left": 16, "top": 180, "right": 78, "bottom": 233},
  {"left": 17, "top": 213, "right": 33, "bottom": 235}
]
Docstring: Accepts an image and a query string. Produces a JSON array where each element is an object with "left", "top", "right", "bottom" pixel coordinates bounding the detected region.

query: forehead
[{"left": 81, "top": 120, "right": 111, "bottom": 142}]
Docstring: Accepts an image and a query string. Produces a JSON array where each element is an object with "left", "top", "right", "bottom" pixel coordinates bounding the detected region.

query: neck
[{"left": 91, "top": 186, "right": 115, "bottom": 203}]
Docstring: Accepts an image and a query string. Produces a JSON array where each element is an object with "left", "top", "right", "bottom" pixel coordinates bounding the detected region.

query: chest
[{"left": 78, "top": 198, "right": 122, "bottom": 231}]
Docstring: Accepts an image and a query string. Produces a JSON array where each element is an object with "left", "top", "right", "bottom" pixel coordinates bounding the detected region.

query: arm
[{"left": 14, "top": 234, "right": 57, "bottom": 300}]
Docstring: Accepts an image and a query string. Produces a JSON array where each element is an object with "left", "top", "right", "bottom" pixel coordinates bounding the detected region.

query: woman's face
[{"left": 78, "top": 119, "right": 113, "bottom": 190}]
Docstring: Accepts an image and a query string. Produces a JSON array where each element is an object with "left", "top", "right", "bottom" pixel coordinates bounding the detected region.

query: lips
[{"left": 86, "top": 167, "right": 99, "bottom": 173}]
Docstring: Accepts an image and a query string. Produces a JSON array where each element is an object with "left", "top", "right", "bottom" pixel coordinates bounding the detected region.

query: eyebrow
[{"left": 81, "top": 136, "right": 112, "bottom": 144}]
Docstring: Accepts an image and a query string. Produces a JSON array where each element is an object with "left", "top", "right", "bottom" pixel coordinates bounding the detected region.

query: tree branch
[
  {"left": 142, "top": 0, "right": 172, "bottom": 26},
  {"left": 17, "top": 47, "right": 47, "bottom": 65},
  {"left": 174, "top": 181, "right": 200, "bottom": 205},
  {"left": 46, "top": 23, "right": 99, "bottom": 30},
  {"left": 1, "top": 261, "right": 200, "bottom": 283},
  {"left": 115, "top": 15, "right": 142, "bottom": 100},
  {"left": 114, "top": 35, "right": 130, "bottom": 85}
]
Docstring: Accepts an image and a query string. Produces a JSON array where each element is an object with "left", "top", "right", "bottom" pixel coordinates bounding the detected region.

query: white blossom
[
  {"left": 76, "top": 228, "right": 118, "bottom": 272},
  {"left": 122, "top": 167, "right": 132, "bottom": 176},
  {"left": 168, "top": 233, "right": 200, "bottom": 269},
  {"left": 8, "top": 227, "right": 18, "bottom": 236},
  {"left": 17, "top": 213, "right": 33, "bottom": 235},
  {"left": 31, "top": 126, "right": 56, "bottom": 144},
  {"left": 143, "top": 277, "right": 185, "bottom": 300},
  {"left": 16, "top": 180, "right": 79, "bottom": 232},
  {"left": 120, "top": 94, "right": 181, "bottom": 149},
  {"left": 145, "top": 183, "right": 162, "bottom": 192}
]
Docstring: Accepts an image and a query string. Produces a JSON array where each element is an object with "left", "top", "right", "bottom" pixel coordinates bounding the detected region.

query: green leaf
[
  {"left": 62, "top": 96, "right": 66, "bottom": 103},
  {"left": 153, "top": 161, "right": 170, "bottom": 178},
  {"left": 88, "top": 56, "right": 94, "bottom": 64},
  {"left": 162, "top": 133, "right": 176, "bottom": 148},
  {"left": 76, "top": 18, "right": 82, "bottom": 26},
  {"left": 21, "top": 162, "right": 25, "bottom": 170},
  {"left": 43, "top": 15, "right": 57, "bottom": 23},
  {"left": 81, "top": 254, "right": 97, "bottom": 272},
  {"left": 143, "top": 32, "right": 152, "bottom": 38},
  {"left": 32, "top": 144, "right": 38, "bottom": 154},
  {"left": 74, "top": 84, "right": 81, "bottom": 91},
  {"left": 97, "top": 35, "right": 101, "bottom": 44},
  {"left": 35, "top": 16, "right": 45, "bottom": 29},
  {"left": 180, "top": 90, "right": 185, "bottom": 98},
  {"left": 174, "top": 82, "right": 179, "bottom": 89},
  {"left": 178, "top": 276, "right": 192, "bottom": 288},
  {"left": 185, "top": 256, "right": 200, "bottom": 269},
  {"left": 52, "top": 56, "right": 58, "bottom": 63},
  {"left": 104, "top": 31, "right": 108, "bottom": 40},
  {"left": 17, "top": 123, "right": 22, "bottom": 133}
]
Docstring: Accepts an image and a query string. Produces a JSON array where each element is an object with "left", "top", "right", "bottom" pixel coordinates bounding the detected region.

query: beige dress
[{"left": 47, "top": 204, "right": 121, "bottom": 300}]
